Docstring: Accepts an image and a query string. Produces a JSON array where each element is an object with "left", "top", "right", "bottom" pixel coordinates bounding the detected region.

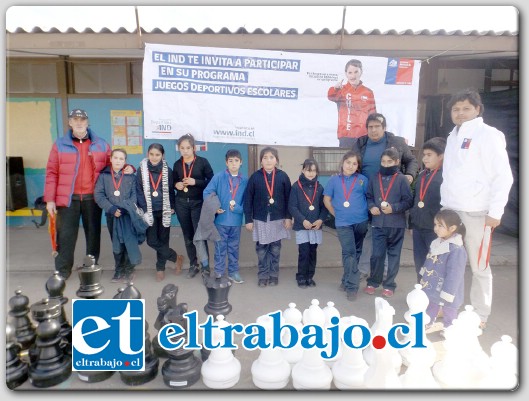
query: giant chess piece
[
  {"left": 281, "top": 303, "right": 304, "bottom": 366},
  {"left": 6, "top": 322, "right": 29, "bottom": 389},
  {"left": 28, "top": 315, "right": 71, "bottom": 387},
  {"left": 479, "top": 335, "right": 518, "bottom": 389},
  {"left": 203, "top": 272, "right": 232, "bottom": 318},
  {"left": 292, "top": 346, "right": 333, "bottom": 390},
  {"left": 76, "top": 255, "right": 104, "bottom": 298},
  {"left": 322, "top": 301, "right": 342, "bottom": 367},
  {"left": 302, "top": 299, "right": 325, "bottom": 327},
  {"left": 113, "top": 281, "right": 142, "bottom": 299},
  {"left": 8, "top": 288, "right": 36, "bottom": 361},
  {"left": 152, "top": 284, "right": 178, "bottom": 358},
  {"left": 161, "top": 301, "right": 202, "bottom": 389},
  {"left": 251, "top": 314, "right": 291, "bottom": 389},
  {"left": 201, "top": 315, "right": 241, "bottom": 389},
  {"left": 363, "top": 329, "right": 403, "bottom": 389},
  {"left": 29, "top": 298, "right": 62, "bottom": 365},
  {"left": 121, "top": 321, "right": 159, "bottom": 386},
  {"left": 45, "top": 271, "right": 72, "bottom": 355},
  {"left": 332, "top": 316, "right": 369, "bottom": 389}
]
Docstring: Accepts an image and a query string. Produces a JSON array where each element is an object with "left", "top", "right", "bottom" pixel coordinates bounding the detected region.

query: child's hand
[
  {"left": 183, "top": 177, "right": 195, "bottom": 186},
  {"left": 216, "top": 209, "right": 225, "bottom": 214},
  {"left": 175, "top": 182, "right": 184, "bottom": 191},
  {"left": 370, "top": 207, "right": 381, "bottom": 215},
  {"left": 245, "top": 222, "right": 253, "bottom": 231},
  {"left": 171, "top": 209, "right": 175, "bottom": 214},
  {"left": 334, "top": 80, "right": 343, "bottom": 89},
  {"left": 381, "top": 204, "right": 393, "bottom": 214},
  {"left": 302, "top": 220, "right": 313, "bottom": 230},
  {"left": 312, "top": 219, "right": 323, "bottom": 230},
  {"left": 123, "top": 165, "right": 134, "bottom": 175},
  {"left": 284, "top": 219, "right": 293, "bottom": 230},
  {"left": 114, "top": 209, "right": 122, "bottom": 218}
]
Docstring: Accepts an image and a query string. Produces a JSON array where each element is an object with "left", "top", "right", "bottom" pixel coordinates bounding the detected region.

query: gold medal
[
  {"left": 309, "top": 205, "right": 315, "bottom": 211},
  {"left": 114, "top": 190, "right": 120, "bottom": 197},
  {"left": 229, "top": 200, "right": 236, "bottom": 206},
  {"left": 183, "top": 187, "right": 189, "bottom": 193},
  {"left": 418, "top": 201, "right": 425, "bottom": 208},
  {"left": 152, "top": 191, "right": 159, "bottom": 197},
  {"left": 343, "top": 201, "right": 350, "bottom": 208},
  {"left": 381, "top": 201, "right": 388, "bottom": 208},
  {"left": 269, "top": 198, "right": 275, "bottom": 204}
]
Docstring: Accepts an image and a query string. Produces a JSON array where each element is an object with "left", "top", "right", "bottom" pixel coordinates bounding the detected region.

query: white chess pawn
[
  {"left": 322, "top": 301, "right": 342, "bottom": 368},
  {"left": 479, "top": 335, "right": 518, "bottom": 389},
  {"left": 363, "top": 329, "right": 402, "bottom": 389},
  {"left": 401, "top": 284, "right": 431, "bottom": 367},
  {"left": 281, "top": 303, "right": 304, "bottom": 365},
  {"left": 251, "top": 314, "right": 291, "bottom": 389},
  {"left": 292, "top": 346, "right": 333, "bottom": 390},
  {"left": 332, "top": 316, "right": 369, "bottom": 389},
  {"left": 323, "top": 301, "right": 341, "bottom": 327},
  {"left": 363, "top": 297, "right": 402, "bottom": 373},
  {"left": 201, "top": 315, "right": 241, "bottom": 389}
]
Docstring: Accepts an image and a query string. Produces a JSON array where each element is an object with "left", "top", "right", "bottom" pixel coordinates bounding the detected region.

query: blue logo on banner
[
  {"left": 384, "top": 58, "right": 399, "bottom": 84},
  {"left": 72, "top": 299, "right": 145, "bottom": 371}
]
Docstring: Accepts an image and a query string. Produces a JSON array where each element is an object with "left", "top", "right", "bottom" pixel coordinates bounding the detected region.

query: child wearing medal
[
  {"left": 137, "top": 143, "right": 184, "bottom": 282},
  {"left": 203, "top": 149, "right": 248, "bottom": 283},
  {"left": 323, "top": 151, "right": 369, "bottom": 301},
  {"left": 244, "top": 147, "right": 292, "bottom": 287},
  {"left": 365, "top": 147, "right": 413, "bottom": 298},
  {"left": 173, "top": 134, "right": 214, "bottom": 279},
  {"left": 409, "top": 137, "right": 446, "bottom": 282},
  {"left": 94, "top": 149, "right": 142, "bottom": 283},
  {"left": 288, "top": 159, "right": 328, "bottom": 289}
]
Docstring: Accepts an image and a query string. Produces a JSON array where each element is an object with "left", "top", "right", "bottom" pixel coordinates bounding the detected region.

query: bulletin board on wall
[{"left": 110, "top": 110, "right": 143, "bottom": 154}]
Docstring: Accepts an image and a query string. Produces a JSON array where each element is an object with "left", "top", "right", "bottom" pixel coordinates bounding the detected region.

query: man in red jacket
[{"left": 44, "top": 109, "right": 131, "bottom": 279}]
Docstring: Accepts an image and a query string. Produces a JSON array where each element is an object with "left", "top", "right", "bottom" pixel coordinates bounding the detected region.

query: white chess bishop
[
  {"left": 331, "top": 316, "right": 369, "bottom": 389},
  {"left": 200, "top": 315, "right": 241, "bottom": 389},
  {"left": 281, "top": 303, "right": 304, "bottom": 365},
  {"left": 251, "top": 314, "right": 291, "bottom": 390}
]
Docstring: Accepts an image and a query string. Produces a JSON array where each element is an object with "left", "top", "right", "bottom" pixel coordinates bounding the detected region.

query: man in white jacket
[{"left": 441, "top": 89, "right": 514, "bottom": 328}]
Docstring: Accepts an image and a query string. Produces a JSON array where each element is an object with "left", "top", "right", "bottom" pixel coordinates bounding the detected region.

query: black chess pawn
[
  {"left": 161, "top": 304, "right": 202, "bottom": 389},
  {"left": 6, "top": 322, "right": 29, "bottom": 389},
  {"left": 8, "top": 289, "right": 36, "bottom": 359},
  {"left": 152, "top": 284, "right": 178, "bottom": 358},
  {"left": 120, "top": 321, "right": 159, "bottom": 386},
  {"left": 29, "top": 298, "right": 62, "bottom": 365},
  {"left": 76, "top": 255, "right": 104, "bottom": 299},
  {"left": 28, "top": 317, "right": 72, "bottom": 388},
  {"left": 203, "top": 273, "right": 232, "bottom": 318},
  {"left": 45, "top": 271, "right": 72, "bottom": 355}
]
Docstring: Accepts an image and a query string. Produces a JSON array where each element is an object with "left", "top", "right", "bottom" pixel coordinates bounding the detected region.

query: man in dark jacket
[{"left": 352, "top": 112, "right": 418, "bottom": 278}]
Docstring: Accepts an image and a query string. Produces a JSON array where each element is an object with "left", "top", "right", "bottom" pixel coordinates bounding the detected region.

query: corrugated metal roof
[{"left": 7, "top": 26, "right": 518, "bottom": 36}]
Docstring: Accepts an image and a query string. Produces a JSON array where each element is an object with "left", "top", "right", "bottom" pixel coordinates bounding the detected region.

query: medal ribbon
[
  {"left": 297, "top": 179, "right": 318, "bottom": 208},
  {"left": 149, "top": 171, "right": 163, "bottom": 193},
  {"left": 378, "top": 172, "right": 398, "bottom": 202},
  {"left": 227, "top": 170, "right": 241, "bottom": 202},
  {"left": 182, "top": 156, "right": 196, "bottom": 181},
  {"left": 419, "top": 168, "right": 439, "bottom": 203},
  {"left": 341, "top": 174, "right": 358, "bottom": 203},
  {"left": 262, "top": 168, "right": 276, "bottom": 201},
  {"left": 111, "top": 170, "right": 124, "bottom": 193}
]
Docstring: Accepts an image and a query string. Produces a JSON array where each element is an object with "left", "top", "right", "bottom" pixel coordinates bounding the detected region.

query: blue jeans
[
  {"left": 214, "top": 225, "right": 241, "bottom": 276},
  {"left": 412, "top": 228, "right": 437, "bottom": 283},
  {"left": 368, "top": 227, "right": 405, "bottom": 291},
  {"left": 256, "top": 240, "right": 282, "bottom": 280},
  {"left": 336, "top": 220, "right": 368, "bottom": 292}
]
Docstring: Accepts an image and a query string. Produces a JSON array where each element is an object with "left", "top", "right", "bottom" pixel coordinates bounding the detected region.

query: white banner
[{"left": 143, "top": 43, "right": 421, "bottom": 147}]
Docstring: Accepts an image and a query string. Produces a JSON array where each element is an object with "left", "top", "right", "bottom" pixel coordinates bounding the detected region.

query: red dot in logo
[
  {"left": 124, "top": 361, "right": 130, "bottom": 366},
  {"left": 372, "top": 335, "right": 386, "bottom": 349}
]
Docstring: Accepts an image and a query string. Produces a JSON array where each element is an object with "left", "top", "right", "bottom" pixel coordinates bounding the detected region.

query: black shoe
[
  {"left": 307, "top": 279, "right": 316, "bottom": 287},
  {"left": 268, "top": 277, "right": 278, "bottom": 286},
  {"left": 347, "top": 291, "right": 358, "bottom": 301},
  {"left": 297, "top": 281, "right": 308, "bottom": 289},
  {"left": 258, "top": 279, "right": 268, "bottom": 287},
  {"left": 186, "top": 265, "right": 200, "bottom": 279}
]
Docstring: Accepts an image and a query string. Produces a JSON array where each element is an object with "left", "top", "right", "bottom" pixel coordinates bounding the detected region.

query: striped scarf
[{"left": 140, "top": 158, "right": 172, "bottom": 227}]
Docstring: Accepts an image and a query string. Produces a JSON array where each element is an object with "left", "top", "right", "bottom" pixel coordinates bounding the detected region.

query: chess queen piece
[
  {"left": 161, "top": 303, "right": 202, "bottom": 389},
  {"left": 6, "top": 322, "right": 29, "bottom": 389},
  {"left": 8, "top": 288, "right": 36, "bottom": 360},
  {"left": 45, "top": 271, "right": 72, "bottom": 355},
  {"left": 76, "top": 255, "right": 104, "bottom": 299},
  {"left": 203, "top": 272, "right": 232, "bottom": 318},
  {"left": 28, "top": 315, "right": 71, "bottom": 387}
]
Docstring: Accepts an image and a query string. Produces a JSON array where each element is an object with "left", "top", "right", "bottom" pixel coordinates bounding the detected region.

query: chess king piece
[
  {"left": 251, "top": 314, "right": 291, "bottom": 389},
  {"left": 8, "top": 289, "right": 36, "bottom": 360},
  {"left": 76, "top": 254, "right": 104, "bottom": 298},
  {"left": 152, "top": 284, "right": 178, "bottom": 358},
  {"left": 479, "top": 335, "right": 518, "bottom": 389},
  {"left": 161, "top": 302, "right": 202, "bottom": 389},
  {"left": 203, "top": 272, "right": 232, "bottom": 318},
  {"left": 332, "top": 316, "right": 369, "bottom": 389},
  {"left": 28, "top": 316, "right": 72, "bottom": 388},
  {"left": 201, "top": 315, "right": 241, "bottom": 389},
  {"left": 6, "top": 322, "right": 29, "bottom": 389},
  {"left": 281, "top": 303, "right": 304, "bottom": 365},
  {"left": 45, "top": 271, "right": 72, "bottom": 355}
]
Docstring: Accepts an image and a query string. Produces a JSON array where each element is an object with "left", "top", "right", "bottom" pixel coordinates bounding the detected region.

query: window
[
  {"left": 310, "top": 147, "right": 348, "bottom": 175},
  {"left": 132, "top": 61, "right": 143, "bottom": 94},
  {"left": 73, "top": 62, "right": 128, "bottom": 94},
  {"left": 7, "top": 62, "right": 59, "bottom": 93}
]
